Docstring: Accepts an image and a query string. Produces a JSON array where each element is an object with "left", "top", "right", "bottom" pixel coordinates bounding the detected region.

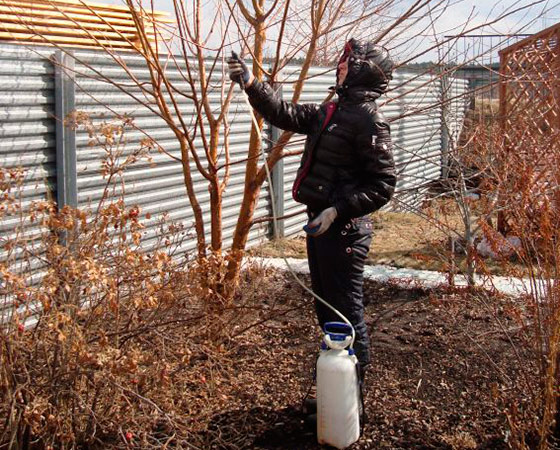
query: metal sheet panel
[
  {"left": 279, "top": 65, "right": 333, "bottom": 237},
  {"left": 71, "top": 49, "right": 271, "bottom": 258},
  {"left": 0, "top": 44, "right": 56, "bottom": 317},
  {"left": 389, "top": 72, "right": 443, "bottom": 212},
  {"left": 446, "top": 77, "right": 470, "bottom": 143}
]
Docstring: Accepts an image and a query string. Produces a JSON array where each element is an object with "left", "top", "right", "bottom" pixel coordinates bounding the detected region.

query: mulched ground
[{"left": 193, "top": 273, "right": 536, "bottom": 450}]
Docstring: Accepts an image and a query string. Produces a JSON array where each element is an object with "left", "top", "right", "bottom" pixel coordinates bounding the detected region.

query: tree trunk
[
  {"left": 224, "top": 124, "right": 264, "bottom": 298},
  {"left": 223, "top": 18, "right": 266, "bottom": 300},
  {"left": 209, "top": 177, "right": 222, "bottom": 254},
  {"left": 209, "top": 125, "right": 223, "bottom": 254},
  {"left": 178, "top": 135, "right": 206, "bottom": 258}
]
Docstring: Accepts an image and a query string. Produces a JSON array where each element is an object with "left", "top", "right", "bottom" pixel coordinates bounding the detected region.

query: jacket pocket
[{"left": 295, "top": 173, "right": 332, "bottom": 211}]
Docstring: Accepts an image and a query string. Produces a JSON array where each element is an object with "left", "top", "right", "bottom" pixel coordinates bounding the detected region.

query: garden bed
[
  {"left": 1, "top": 267, "right": 536, "bottom": 449},
  {"left": 187, "top": 274, "right": 534, "bottom": 449}
]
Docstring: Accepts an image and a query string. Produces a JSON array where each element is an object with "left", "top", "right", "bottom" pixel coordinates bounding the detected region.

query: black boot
[
  {"left": 302, "top": 382, "right": 317, "bottom": 433},
  {"left": 301, "top": 378, "right": 317, "bottom": 414},
  {"left": 303, "top": 398, "right": 317, "bottom": 415},
  {"left": 304, "top": 412, "right": 317, "bottom": 430}
]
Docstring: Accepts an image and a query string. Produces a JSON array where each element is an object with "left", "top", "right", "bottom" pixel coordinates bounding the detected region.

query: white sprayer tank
[{"left": 316, "top": 322, "right": 361, "bottom": 449}]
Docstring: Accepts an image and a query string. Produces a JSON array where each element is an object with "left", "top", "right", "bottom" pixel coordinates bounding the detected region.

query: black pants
[{"left": 306, "top": 215, "right": 373, "bottom": 366}]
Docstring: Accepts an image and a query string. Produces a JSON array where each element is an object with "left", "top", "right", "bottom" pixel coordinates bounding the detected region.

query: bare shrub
[
  {"left": 458, "top": 105, "right": 560, "bottom": 447},
  {"left": 0, "top": 118, "right": 196, "bottom": 449},
  {"left": 0, "top": 116, "right": 312, "bottom": 449}
]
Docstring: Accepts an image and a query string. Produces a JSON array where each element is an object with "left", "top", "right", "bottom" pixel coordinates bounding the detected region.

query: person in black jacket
[{"left": 228, "top": 39, "right": 396, "bottom": 370}]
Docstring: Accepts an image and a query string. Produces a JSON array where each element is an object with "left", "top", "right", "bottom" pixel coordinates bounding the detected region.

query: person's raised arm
[{"left": 227, "top": 53, "right": 320, "bottom": 135}]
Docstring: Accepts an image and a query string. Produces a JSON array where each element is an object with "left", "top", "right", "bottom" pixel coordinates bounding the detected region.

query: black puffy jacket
[{"left": 245, "top": 47, "right": 397, "bottom": 219}]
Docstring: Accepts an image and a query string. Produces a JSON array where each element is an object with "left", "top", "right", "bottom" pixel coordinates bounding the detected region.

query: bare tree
[{"left": 6, "top": 0, "right": 410, "bottom": 300}]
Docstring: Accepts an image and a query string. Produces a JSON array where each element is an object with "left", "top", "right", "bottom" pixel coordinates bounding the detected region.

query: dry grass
[
  {"left": 368, "top": 210, "right": 458, "bottom": 270},
  {"left": 252, "top": 208, "right": 461, "bottom": 270},
  {"left": 442, "top": 431, "right": 478, "bottom": 450},
  {"left": 252, "top": 203, "right": 527, "bottom": 277}
]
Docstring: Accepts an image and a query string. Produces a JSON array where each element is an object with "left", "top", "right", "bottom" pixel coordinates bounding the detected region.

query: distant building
[{"left": 455, "top": 64, "right": 500, "bottom": 99}]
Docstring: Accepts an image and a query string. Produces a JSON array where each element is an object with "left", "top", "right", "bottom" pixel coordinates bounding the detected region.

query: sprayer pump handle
[{"left": 324, "top": 322, "right": 352, "bottom": 336}]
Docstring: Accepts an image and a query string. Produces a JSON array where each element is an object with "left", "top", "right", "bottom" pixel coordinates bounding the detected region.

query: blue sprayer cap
[{"left": 323, "top": 322, "right": 352, "bottom": 341}]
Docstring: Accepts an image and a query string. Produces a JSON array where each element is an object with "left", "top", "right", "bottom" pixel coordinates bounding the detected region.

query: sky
[{"left": 102, "top": 0, "right": 560, "bottom": 62}]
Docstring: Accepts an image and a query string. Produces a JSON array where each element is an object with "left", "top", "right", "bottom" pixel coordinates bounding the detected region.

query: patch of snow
[{"left": 251, "top": 257, "right": 542, "bottom": 298}]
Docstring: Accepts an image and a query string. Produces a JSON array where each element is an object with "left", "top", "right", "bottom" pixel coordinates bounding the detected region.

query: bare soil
[{"left": 191, "top": 273, "right": 535, "bottom": 450}]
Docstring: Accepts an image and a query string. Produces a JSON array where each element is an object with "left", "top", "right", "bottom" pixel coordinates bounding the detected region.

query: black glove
[{"left": 227, "top": 51, "right": 251, "bottom": 87}]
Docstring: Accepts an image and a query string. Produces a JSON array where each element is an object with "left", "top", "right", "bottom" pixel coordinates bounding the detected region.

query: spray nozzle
[{"left": 229, "top": 50, "right": 246, "bottom": 89}]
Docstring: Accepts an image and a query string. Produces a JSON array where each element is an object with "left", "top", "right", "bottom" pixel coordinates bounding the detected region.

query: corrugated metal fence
[
  {"left": 0, "top": 43, "right": 468, "bottom": 284},
  {"left": 70, "top": 49, "right": 271, "bottom": 256},
  {"left": 0, "top": 45, "right": 56, "bottom": 290}
]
